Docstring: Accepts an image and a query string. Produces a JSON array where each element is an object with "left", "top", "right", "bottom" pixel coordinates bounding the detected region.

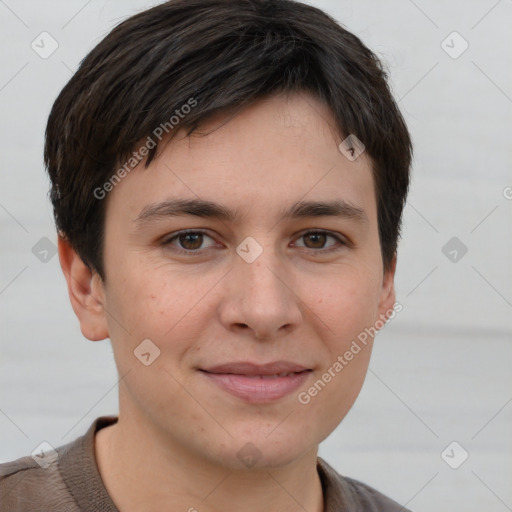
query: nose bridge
[
  {"left": 236, "top": 235, "right": 287, "bottom": 304},
  {"left": 222, "top": 233, "right": 301, "bottom": 337}
]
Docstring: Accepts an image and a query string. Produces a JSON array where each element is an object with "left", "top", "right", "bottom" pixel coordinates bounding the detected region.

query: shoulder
[
  {"left": 0, "top": 416, "right": 118, "bottom": 512},
  {"left": 342, "top": 475, "right": 413, "bottom": 512},
  {"left": 317, "top": 457, "right": 412, "bottom": 512},
  {"left": 0, "top": 446, "right": 80, "bottom": 512}
]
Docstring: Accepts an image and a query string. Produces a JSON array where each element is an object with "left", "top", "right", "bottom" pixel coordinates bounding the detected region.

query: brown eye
[
  {"left": 163, "top": 230, "right": 217, "bottom": 253},
  {"left": 178, "top": 232, "right": 203, "bottom": 250},
  {"left": 303, "top": 232, "right": 328, "bottom": 249},
  {"left": 294, "top": 230, "right": 346, "bottom": 253}
]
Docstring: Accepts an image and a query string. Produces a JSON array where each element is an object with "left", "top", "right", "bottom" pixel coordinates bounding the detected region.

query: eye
[
  {"left": 293, "top": 230, "right": 346, "bottom": 253},
  {"left": 162, "top": 230, "right": 217, "bottom": 253},
  {"left": 161, "top": 229, "right": 347, "bottom": 255}
]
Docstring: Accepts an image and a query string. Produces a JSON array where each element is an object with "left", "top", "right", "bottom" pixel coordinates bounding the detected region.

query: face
[{"left": 85, "top": 92, "right": 396, "bottom": 469}]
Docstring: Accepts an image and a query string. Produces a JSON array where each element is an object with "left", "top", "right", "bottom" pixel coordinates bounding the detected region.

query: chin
[{"left": 217, "top": 426, "right": 318, "bottom": 471}]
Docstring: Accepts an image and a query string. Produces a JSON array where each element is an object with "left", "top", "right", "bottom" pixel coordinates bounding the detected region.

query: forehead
[{"left": 104, "top": 92, "right": 377, "bottom": 228}]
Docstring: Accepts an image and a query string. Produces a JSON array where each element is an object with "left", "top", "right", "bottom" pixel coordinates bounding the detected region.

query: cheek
[
  {"left": 316, "top": 269, "right": 381, "bottom": 342},
  {"left": 104, "top": 260, "right": 216, "bottom": 365},
  {"left": 299, "top": 278, "right": 378, "bottom": 441},
  {"left": 104, "top": 271, "right": 203, "bottom": 406}
]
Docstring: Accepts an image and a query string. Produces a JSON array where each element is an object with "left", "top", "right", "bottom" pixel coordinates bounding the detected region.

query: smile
[{"left": 199, "top": 364, "right": 312, "bottom": 403}]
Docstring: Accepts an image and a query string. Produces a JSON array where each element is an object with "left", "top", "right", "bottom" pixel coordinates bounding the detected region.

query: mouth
[{"left": 198, "top": 361, "right": 312, "bottom": 403}]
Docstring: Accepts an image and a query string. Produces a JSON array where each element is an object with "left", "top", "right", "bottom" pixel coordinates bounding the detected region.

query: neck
[{"left": 95, "top": 412, "right": 324, "bottom": 512}]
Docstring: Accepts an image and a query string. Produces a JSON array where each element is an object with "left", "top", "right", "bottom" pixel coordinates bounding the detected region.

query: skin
[{"left": 59, "top": 91, "right": 397, "bottom": 512}]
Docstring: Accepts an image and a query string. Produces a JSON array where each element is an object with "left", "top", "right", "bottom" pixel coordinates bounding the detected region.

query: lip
[
  {"left": 202, "top": 361, "right": 310, "bottom": 376},
  {"left": 199, "top": 361, "right": 312, "bottom": 403}
]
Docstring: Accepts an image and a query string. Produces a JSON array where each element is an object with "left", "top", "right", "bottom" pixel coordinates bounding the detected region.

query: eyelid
[
  {"left": 161, "top": 229, "right": 219, "bottom": 252},
  {"left": 161, "top": 228, "right": 349, "bottom": 254},
  {"left": 292, "top": 229, "right": 349, "bottom": 251}
]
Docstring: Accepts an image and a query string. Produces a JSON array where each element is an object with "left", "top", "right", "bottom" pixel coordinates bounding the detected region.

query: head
[{"left": 47, "top": 0, "right": 412, "bottom": 469}]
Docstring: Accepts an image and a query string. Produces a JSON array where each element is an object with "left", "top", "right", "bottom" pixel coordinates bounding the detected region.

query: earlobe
[{"left": 58, "top": 236, "right": 109, "bottom": 341}]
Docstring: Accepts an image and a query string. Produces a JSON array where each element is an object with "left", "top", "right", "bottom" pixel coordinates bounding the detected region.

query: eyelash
[{"left": 161, "top": 229, "right": 348, "bottom": 255}]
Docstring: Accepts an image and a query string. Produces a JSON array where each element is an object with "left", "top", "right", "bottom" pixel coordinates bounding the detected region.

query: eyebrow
[{"left": 134, "top": 198, "right": 368, "bottom": 226}]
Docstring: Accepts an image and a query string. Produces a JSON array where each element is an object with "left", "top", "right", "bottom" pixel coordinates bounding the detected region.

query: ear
[
  {"left": 58, "top": 236, "right": 109, "bottom": 341},
  {"left": 376, "top": 252, "right": 397, "bottom": 324}
]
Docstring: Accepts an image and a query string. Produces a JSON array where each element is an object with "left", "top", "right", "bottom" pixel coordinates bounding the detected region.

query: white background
[{"left": 1, "top": 1, "right": 511, "bottom": 510}]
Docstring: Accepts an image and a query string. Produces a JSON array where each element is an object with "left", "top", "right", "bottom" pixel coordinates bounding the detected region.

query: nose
[{"left": 218, "top": 241, "right": 303, "bottom": 340}]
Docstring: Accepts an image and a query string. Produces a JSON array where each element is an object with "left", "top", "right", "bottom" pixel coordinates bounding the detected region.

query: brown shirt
[{"left": 0, "top": 416, "right": 411, "bottom": 511}]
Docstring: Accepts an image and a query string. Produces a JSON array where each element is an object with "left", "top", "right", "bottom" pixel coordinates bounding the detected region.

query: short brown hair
[{"left": 44, "top": 0, "right": 412, "bottom": 280}]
